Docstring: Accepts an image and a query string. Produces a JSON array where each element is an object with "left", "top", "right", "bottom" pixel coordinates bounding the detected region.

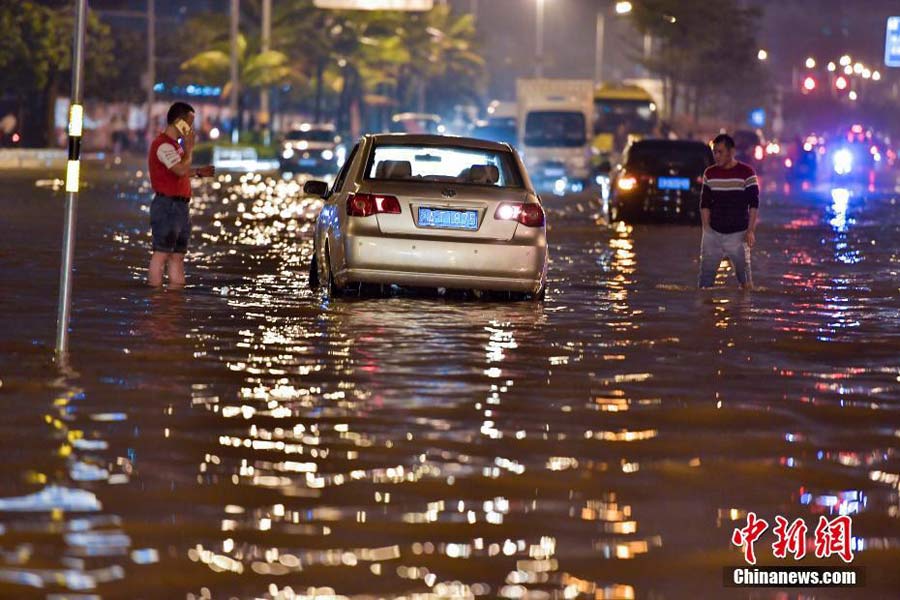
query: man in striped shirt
[{"left": 698, "top": 133, "right": 759, "bottom": 289}]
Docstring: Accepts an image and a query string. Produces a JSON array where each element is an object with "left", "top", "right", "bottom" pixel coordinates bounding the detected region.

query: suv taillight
[
  {"left": 347, "top": 193, "right": 401, "bottom": 217},
  {"left": 494, "top": 202, "right": 545, "bottom": 227}
]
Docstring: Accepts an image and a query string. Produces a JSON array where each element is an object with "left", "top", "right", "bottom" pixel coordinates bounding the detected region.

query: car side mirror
[{"left": 303, "top": 180, "right": 329, "bottom": 198}]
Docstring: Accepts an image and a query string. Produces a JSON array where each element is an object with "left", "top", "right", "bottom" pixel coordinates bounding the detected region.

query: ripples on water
[{"left": 0, "top": 168, "right": 898, "bottom": 598}]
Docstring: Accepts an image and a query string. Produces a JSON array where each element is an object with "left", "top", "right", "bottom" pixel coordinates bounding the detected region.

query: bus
[{"left": 592, "top": 84, "right": 658, "bottom": 161}]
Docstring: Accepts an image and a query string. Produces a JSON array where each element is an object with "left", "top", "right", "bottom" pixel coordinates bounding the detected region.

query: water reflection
[
  {"left": 828, "top": 187, "right": 861, "bottom": 265},
  {"left": 179, "top": 213, "right": 662, "bottom": 596},
  {"left": 0, "top": 360, "right": 154, "bottom": 595},
  {"left": 5, "top": 171, "right": 900, "bottom": 597}
]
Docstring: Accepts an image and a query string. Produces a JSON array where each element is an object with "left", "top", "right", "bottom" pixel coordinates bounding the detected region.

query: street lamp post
[
  {"left": 535, "top": 0, "right": 545, "bottom": 77},
  {"left": 147, "top": 0, "right": 155, "bottom": 146},
  {"left": 56, "top": 0, "right": 87, "bottom": 355},
  {"left": 595, "top": 1, "right": 632, "bottom": 86},
  {"left": 260, "top": 0, "right": 271, "bottom": 144},
  {"left": 595, "top": 11, "right": 605, "bottom": 84},
  {"left": 230, "top": 0, "right": 240, "bottom": 143}
]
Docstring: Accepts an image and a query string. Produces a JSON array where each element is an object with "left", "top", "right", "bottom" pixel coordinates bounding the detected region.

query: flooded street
[{"left": 1, "top": 163, "right": 899, "bottom": 599}]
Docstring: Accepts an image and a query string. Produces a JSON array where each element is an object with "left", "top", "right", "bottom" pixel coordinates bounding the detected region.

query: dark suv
[
  {"left": 609, "top": 139, "right": 714, "bottom": 223},
  {"left": 733, "top": 129, "right": 765, "bottom": 173}
]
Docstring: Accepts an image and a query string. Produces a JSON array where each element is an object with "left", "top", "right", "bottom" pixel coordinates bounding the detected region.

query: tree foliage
[
  {"left": 0, "top": 0, "right": 114, "bottom": 145},
  {"left": 0, "top": 0, "right": 487, "bottom": 141},
  {"left": 177, "top": 0, "right": 486, "bottom": 133},
  {"left": 629, "top": 0, "right": 772, "bottom": 126}
]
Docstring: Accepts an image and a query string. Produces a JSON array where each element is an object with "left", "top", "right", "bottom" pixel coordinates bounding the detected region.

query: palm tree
[
  {"left": 392, "top": 5, "right": 485, "bottom": 114},
  {"left": 176, "top": 2, "right": 486, "bottom": 137},
  {"left": 180, "top": 22, "right": 300, "bottom": 138}
]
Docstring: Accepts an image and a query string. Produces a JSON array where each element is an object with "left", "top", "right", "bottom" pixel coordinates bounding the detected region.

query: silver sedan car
[{"left": 304, "top": 134, "right": 548, "bottom": 299}]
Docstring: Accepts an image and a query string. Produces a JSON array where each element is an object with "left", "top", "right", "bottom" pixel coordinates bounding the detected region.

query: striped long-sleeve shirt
[{"left": 700, "top": 162, "right": 759, "bottom": 234}]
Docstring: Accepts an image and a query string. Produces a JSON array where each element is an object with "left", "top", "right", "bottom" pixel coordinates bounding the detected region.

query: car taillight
[
  {"left": 346, "top": 193, "right": 401, "bottom": 217},
  {"left": 754, "top": 145, "right": 764, "bottom": 161},
  {"left": 494, "top": 202, "right": 545, "bottom": 227},
  {"left": 618, "top": 175, "right": 638, "bottom": 191}
]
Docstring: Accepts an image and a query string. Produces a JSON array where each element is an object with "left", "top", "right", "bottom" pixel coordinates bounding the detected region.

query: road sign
[
  {"left": 314, "top": 0, "right": 433, "bottom": 9},
  {"left": 886, "top": 17, "right": 900, "bottom": 67},
  {"left": 748, "top": 108, "right": 766, "bottom": 128}
]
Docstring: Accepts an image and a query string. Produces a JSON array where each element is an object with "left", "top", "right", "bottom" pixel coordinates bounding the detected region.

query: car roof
[
  {"left": 365, "top": 133, "right": 514, "bottom": 153},
  {"left": 391, "top": 112, "right": 441, "bottom": 121},
  {"left": 288, "top": 124, "right": 335, "bottom": 131},
  {"left": 630, "top": 139, "right": 711, "bottom": 150}
]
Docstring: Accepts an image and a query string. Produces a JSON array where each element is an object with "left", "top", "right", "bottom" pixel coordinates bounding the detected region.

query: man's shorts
[{"left": 150, "top": 194, "right": 191, "bottom": 253}]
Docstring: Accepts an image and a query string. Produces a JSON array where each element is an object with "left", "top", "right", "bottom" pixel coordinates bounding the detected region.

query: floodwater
[{"left": 1, "top": 163, "right": 899, "bottom": 599}]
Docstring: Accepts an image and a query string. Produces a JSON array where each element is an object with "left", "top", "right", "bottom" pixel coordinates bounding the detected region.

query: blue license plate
[
  {"left": 299, "top": 158, "right": 317, "bottom": 166},
  {"left": 418, "top": 207, "right": 479, "bottom": 231},
  {"left": 657, "top": 176, "right": 690, "bottom": 190}
]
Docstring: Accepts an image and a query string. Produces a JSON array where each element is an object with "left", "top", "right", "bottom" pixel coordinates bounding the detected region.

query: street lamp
[
  {"left": 805, "top": 57, "right": 816, "bottom": 69},
  {"left": 595, "top": 0, "right": 633, "bottom": 85},
  {"left": 757, "top": 49, "right": 768, "bottom": 61}
]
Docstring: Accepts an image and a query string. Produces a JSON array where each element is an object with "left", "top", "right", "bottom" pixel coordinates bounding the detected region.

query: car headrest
[
  {"left": 375, "top": 160, "right": 412, "bottom": 180},
  {"left": 467, "top": 164, "right": 499, "bottom": 184}
]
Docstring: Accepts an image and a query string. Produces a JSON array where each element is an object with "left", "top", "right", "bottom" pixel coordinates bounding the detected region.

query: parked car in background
[
  {"left": 825, "top": 124, "right": 883, "bottom": 184},
  {"left": 304, "top": 133, "right": 548, "bottom": 299},
  {"left": 471, "top": 116, "right": 517, "bottom": 148},
  {"left": 609, "top": 139, "right": 714, "bottom": 223},
  {"left": 280, "top": 123, "right": 340, "bottom": 175},
  {"left": 389, "top": 112, "right": 445, "bottom": 135},
  {"left": 782, "top": 134, "right": 821, "bottom": 183},
  {"left": 733, "top": 129, "right": 766, "bottom": 173},
  {"left": 473, "top": 100, "right": 517, "bottom": 146}
]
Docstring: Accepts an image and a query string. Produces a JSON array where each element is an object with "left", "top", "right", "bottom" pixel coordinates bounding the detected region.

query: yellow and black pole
[{"left": 56, "top": 0, "right": 88, "bottom": 355}]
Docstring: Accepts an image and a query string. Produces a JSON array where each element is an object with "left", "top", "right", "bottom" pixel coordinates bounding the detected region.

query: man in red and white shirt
[
  {"left": 698, "top": 133, "right": 760, "bottom": 289},
  {"left": 147, "top": 102, "right": 214, "bottom": 287}
]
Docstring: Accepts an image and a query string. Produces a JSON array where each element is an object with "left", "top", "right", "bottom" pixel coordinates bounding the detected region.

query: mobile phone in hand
[{"left": 174, "top": 118, "right": 192, "bottom": 138}]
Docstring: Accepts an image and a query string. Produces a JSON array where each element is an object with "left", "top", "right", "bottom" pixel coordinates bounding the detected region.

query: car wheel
[
  {"left": 318, "top": 245, "right": 339, "bottom": 299},
  {"left": 308, "top": 248, "right": 320, "bottom": 289}
]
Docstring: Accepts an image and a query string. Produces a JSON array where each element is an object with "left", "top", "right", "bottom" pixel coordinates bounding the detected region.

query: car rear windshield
[
  {"left": 625, "top": 142, "right": 712, "bottom": 173},
  {"left": 524, "top": 111, "right": 586, "bottom": 147},
  {"left": 366, "top": 144, "right": 524, "bottom": 187},
  {"left": 285, "top": 129, "right": 334, "bottom": 142}
]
